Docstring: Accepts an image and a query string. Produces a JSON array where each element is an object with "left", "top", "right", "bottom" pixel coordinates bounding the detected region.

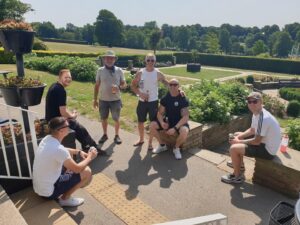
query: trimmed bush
[
  {"left": 287, "top": 100, "right": 300, "bottom": 117},
  {"left": 0, "top": 49, "right": 14, "bottom": 64},
  {"left": 263, "top": 95, "right": 285, "bottom": 118},
  {"left": 279, "top": 87, "right": 300, "bottom": 102},
  {"left": 32, "top": 38, "right": 48, "bottom": 50},
  {"left": 286, "top": 119, "right": 300, "bottom": 151},
  {"left": 246, "top": 75, "right": 254, "bottom": 84}
]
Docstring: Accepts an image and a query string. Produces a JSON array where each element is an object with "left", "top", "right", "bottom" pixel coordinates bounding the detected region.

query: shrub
[
  {"left": 236, "top": 77, "right": 245, "bottom": 84},
  {"left": 279, "top": 87, "right": 300, "bottom": 102},
  {"left": 246, "top": 75, "right": 254, "bottom": 84},
  {"left": 0, "top": 49, "right": 14, "bottom": 64},
  {"left": 287, "top": 100, "right": 300, "bottom": 117},
  {"left": 263, "top": 95, "right": 285, "bottom": 118},
  {"left": 286, "top": 119, "right": 300, "bottom": 151},
  {"left": 32, "top": 38, "right": 48, "bottom": 50}
]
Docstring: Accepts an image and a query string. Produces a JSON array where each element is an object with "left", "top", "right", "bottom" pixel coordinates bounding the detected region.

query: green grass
[
  {"left": 159, "top": 67, "right": 240, "bottom": 80},
  {"left": 44, "top": 42, "right": 173, "bottom": 55}
]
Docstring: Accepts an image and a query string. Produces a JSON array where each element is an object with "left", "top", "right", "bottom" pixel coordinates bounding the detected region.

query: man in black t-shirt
[
  {"left": 45, "top": 69, "right": 106, "bottom": 155},
  {"left": 150, "top": 79, "right": 189, "bottom": 160}
]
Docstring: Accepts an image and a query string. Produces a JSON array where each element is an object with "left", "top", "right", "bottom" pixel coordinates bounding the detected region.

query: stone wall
[
  {"left": 253, "top": 81, "right": 279, "bottom": 90},
  {"left": 201, "top": 115, "right": 251, "bottom": 149}
]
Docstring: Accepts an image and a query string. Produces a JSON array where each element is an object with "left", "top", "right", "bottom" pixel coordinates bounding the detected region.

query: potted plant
[
  {"left": 187, "top": 49, "right": 201, "bottom": 73},
  {"left": 0, "top": 19, "right": 35, "bottom": 54},
  {"left": 0, "top": 76, "right": 46, "bottom": 107}
]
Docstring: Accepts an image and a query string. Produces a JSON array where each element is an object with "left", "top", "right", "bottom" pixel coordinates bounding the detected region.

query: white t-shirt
[
  {"left": 138, "top": 68, "right": 159, "bottom": 102},
  {"left": 251, "top": 108, "right": 281, "bottom": 155},
  {"left": 32, "top": 135, "right": 71, "bottom": 197}
]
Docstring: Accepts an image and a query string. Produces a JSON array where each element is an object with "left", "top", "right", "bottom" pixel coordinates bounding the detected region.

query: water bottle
[
  {"left": 139, "top": 79, "right": 144, "bottom": 90},
  {"left": 280, "top": 134, "right": 289, "bottom": 153}
]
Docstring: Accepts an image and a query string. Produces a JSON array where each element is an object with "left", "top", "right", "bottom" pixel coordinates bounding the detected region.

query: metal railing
[{"left": 0, "top": 103, "right": 38, "bottom": 180}]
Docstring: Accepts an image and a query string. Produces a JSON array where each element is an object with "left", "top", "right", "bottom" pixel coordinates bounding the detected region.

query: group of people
[{"left": 32, "top": 50, "right": 281, "bottom": 208}]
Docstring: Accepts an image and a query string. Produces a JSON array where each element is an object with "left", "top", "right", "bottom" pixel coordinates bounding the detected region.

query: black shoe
[
  {"left": 97, "top": 149, "right": 109, "bottom": 156},
  {"left": 98, "top": 134, "right": 108, "bottom": 144},
  {"left": 114, "top": 135, "right": 122, "bottom": 144}
]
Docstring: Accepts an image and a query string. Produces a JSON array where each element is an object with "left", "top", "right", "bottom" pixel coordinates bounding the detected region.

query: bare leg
[
  {"left": 138, "top": 122, "right": 144, "bottom": 142},
  {"left": 115, "top": 119, "right": 120, "bottom": 136},
  {"left": 175, "top": 127, "right": 189, "bottom": 148},
  {"left": 229, "top": 144, "right": 246, "bottom": 177},
  {"left": 102, "top": 119, "right": 108, "bottom": 135},
  {"left": 61, "top": 167, "right": 92, "bottom": 200},
  {"left": 150, "top": 121, "right": 163, "bottom": 144}
]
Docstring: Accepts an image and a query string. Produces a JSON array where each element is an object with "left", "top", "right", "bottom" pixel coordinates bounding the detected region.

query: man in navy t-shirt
[{"left": 150, "top": 79, "right": 189, "bottom": 160}]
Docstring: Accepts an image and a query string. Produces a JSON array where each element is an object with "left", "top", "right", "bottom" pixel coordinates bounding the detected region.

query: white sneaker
[
  {"left": 173, "top": 148, "right": 182, "bottom": 160},
  {"left": 59, "top": 197, "right": 84, "bottom": 207},
  {"left": 152, "top": 145, "right": 167, "bottom": 154}
]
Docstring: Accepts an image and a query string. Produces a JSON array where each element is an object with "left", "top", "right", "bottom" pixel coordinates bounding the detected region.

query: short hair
[
  {"left": 59, "top": 69, "right": 70, "bottom": 78},
  {"left": 145, "top": 53, "right": 156, "bottom": 61},
  {"left": 48, "top": 117, "right": 67, "bottom": 134}
]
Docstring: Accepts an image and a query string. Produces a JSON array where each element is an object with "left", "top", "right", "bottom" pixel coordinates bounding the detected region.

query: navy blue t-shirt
[
  {"left": 160, "top": 92, "right": 189, "bottom": 128},
  {"left": 45, "top": 82, "right": 67, "bottom": 121}
]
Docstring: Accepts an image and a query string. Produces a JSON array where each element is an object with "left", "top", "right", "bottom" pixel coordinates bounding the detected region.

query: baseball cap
[
  {"left": 102, "top": 50, "right": 117, "bottom": 58},
  {"left": 246, "top": 92, "right": 262, "bottom": 100}
]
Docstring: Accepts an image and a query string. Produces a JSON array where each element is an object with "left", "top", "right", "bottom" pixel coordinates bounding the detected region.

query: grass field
[
  {"left": 44, "top": 42, "right": 173, "bottom": 55},
  {"left": 159, "top": 66, "right": 240, "bottom": 80}
]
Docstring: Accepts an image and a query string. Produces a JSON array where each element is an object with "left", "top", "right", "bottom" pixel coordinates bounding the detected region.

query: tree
[
  {"left": 219, "top": 29, "right": 232, "bottom": 53},
  {"left": 94, "top": 9, "right": 124, "bottom": 47},
  {"left": 82, "top": 24, "right": 95, "bottom": 44},
  {"left": 0, "top": 0, "right": 33, "bottom": 21},
  {"left": 252, "top": 40, "right": 267, "bottom": 55},
  {"left": 149, "top": 29, "right": 161, "bottom": 54},
  {"left": 36, "top": 21, "right": 58, "bottom": 38},
  {"left": 273, "top": 32, "right": 293, "bottom": 57},
  {"left": 203, "top": 32, "right": 220, "bottom": 54}
]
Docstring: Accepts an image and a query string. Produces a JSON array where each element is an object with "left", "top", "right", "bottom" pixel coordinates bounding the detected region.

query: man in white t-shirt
[
  {"left": 221, "top": 92, "right": 281, "bottom": 184},
  {"left": 33, "top": 117, "right": 97, "bottom": 207}
]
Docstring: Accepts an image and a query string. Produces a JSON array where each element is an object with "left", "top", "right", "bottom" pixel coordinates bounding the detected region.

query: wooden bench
[
  {"left": 158, "top": 121, "right": 203, "bottom": 151},
  {"left": 253, "top": 148, "right": 300, "bottom": 198}
]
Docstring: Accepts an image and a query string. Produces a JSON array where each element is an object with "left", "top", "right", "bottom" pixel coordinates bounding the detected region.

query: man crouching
[{"left": 33, "top": 117, "right": 97, "bottom": 207}]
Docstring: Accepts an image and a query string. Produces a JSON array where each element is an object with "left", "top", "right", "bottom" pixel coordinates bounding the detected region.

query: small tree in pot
[{"left": 187, "top": 49, "right": 201, "bottom": 72}]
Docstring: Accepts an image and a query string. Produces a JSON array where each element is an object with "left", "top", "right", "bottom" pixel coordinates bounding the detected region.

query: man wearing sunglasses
[
  {"left": 221, "top": 92, "right": 281, "bottom": 184},
  {"left": 150, "top": 79, "right": 189, "bottom": 160},
  {"left": 33, "top": 117, "right": 98, "bottom": 207},
  {"left": 131, "top": 53, "right": 169, "bottom": 150}
]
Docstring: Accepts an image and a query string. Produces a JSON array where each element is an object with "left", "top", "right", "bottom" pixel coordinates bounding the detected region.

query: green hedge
[
  {"left": 279, "top": 87, "right": 300, "bottom": 102},
  {"left": 174, "top": 52, "right": 300, "bottom": 75},
  {"left": 41, "top": 38, "right": 89, "bottom": 45},
  {"left": 0, "top": 49, "right": 14, "bottom": 64},
  {"left": 25, "top": 56, "right": 98, "bottom": 82},
  {"left": 33, "top": 50, "right": 99, "bottom": 58}
]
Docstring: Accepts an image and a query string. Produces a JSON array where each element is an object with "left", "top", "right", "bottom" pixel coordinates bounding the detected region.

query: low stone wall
[
  {"left": 253, "top": 149, "right": 300, "bottom": 198},
  {"left": 202, "top": 115, "right": 251, "bottom": 149},
  {"left": 253, "top": 81, "right": 279, "bottom": 90}
]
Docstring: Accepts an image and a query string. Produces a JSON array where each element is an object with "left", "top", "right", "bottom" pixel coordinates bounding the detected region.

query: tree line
[{"left": 1, "top": 1, "right": 300, "bottom": 58}]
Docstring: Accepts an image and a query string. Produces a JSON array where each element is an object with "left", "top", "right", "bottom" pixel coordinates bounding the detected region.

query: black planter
[
  {"left": 0, "top": 84, "right": 46, "bottom": 107},
  {"left": 0, "top": 30, "right": 35, "bottom": 54},
  {"left": 187, "top": 63, "right": 201, "bottom": 72}
]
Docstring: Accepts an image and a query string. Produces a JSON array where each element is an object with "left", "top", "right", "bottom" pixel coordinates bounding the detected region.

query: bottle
[
  {"left": 145, "top": 90, "right": 149, "bottom": 102},
  {"left": 139, "top": 79, "right": 144, "bottom": 90},
  {"left": 280, "top": 134, "right": 289, "bottom": 153}
]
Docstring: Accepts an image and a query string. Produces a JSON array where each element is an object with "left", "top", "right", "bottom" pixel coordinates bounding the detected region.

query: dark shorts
[
  {"left": 245, "top": 143, "right": 274, "bottom": 160},
  {"left": 47, "top": 169, "right": 81, "bottom": 200},
  {"left": 136, "top": 100, "right": 158, "bottom": 122},
  {"left": 156, "top": 120, "right": 189, "bottom": 133},
  {"left": 99, "top": 100, "right": 122, "bottom": 121}
]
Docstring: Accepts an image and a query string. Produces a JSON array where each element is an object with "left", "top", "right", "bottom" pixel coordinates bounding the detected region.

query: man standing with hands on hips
[{"left": 93, "top": 50, "right": 127, "bottom": 145}]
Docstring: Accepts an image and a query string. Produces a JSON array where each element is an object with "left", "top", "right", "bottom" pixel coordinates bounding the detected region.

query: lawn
[
  {"left": 159, "top": 66, "right": 240, "bottom": 80},
  {"left": 44, "top": 42, "right": 173, "bottom": 55}
]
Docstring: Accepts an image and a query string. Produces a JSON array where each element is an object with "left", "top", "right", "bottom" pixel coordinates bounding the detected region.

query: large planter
[
  {"left": 0, "top": 84, "right": 46, "bottom": 107},
  {"left": 187, "top": 63, "right": 201, "bottom": 72},
  {"left": 0, "top": 30, "right": 35, "bottom": 54}
]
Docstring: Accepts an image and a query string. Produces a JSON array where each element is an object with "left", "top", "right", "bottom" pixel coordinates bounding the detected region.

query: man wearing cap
[
  {"left": 150, "top": 79, "right": 190, "bottom": 160},
  {"left": 45, "top": 69, "right": 107, "bottom": 156},
  {"left": 93, "top": 50, "right": 126, "bottom": 145},
  {"left": 33, "top": 117, "right": 98, "bottom": 207},
  {"left": 221, "top": 92, "right": 281, "bottom": 184}
]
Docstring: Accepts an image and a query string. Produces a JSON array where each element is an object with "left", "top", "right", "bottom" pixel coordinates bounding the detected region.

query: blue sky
[{"left": 23, "top": 0, "right": 300, "bottom": 28}]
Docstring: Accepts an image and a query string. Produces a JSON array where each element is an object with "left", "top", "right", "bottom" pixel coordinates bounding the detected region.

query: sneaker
[
  {"left": 59, "top": 197, "right": 84, "bottom": 207},
  {"left": 173, "top": 148, "right": 182, "bottom": 160},
  {"left": 114, "top": 135, "right": 122, "bottom": 144},
  {"left": 227, "top": 161, "right": 245, "bottom": 171},
  {"left": 221, "top": 173, "right": 245, "bottom": 184},
  {"left": 152, "top": 144, "right": 168, "bottom": 154},
  {"left": 98, "top": 134, "right": 108, "bottom": 144}
]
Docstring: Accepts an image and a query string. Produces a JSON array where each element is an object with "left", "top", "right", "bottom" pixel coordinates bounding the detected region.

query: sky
[{"left": 23, "top": 0, "right": 300, "bottom": 29}]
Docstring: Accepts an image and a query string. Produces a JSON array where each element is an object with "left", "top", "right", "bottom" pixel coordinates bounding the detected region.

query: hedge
[
  {"left": 174, "top": 52, "right": 300, "bottom": 75},
  {"left": 279, "top": 87, "right": 300, "bottom": 102},
  {"left": 0, "top": 49, "right": 14, "bottom": 64},
  {"left": 40, "top": 38, "right": 89, "bottom": 45}
]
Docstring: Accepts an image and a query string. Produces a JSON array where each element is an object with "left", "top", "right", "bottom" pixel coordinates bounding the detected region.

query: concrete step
[
  {"left": 10, "top": 187, "right": 77, "bottom": 225},
  {"left": 0, "top": 185, "right": 27, "bottom": 225}
]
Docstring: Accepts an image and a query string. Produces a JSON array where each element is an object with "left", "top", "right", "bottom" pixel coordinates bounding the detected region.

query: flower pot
[
  {"left": 187, "top": 63, "right": 201, "bottom": 72},
  {"left": 0, "top": 84, "right": 46, "bottom": 107},
  {"left": 0, "top": 30, "right": 35, "bottom": 54}
]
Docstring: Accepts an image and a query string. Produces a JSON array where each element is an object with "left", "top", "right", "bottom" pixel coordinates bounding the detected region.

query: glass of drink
[{"left": 111, "top": 84, "right": 118, "bottom": 94}]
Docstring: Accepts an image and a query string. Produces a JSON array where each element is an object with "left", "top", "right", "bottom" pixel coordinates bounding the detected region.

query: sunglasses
[
  {"left": 169, "top": 83, "right": 179, "bottom": 87},
  {"left": 247, "top": 100, "right": 258, "bottom": 104},
  {"left": 146, "top": 59, "right": 155, "bottom": 62},
  {"left": 58, "top": 125, "right": 69, "bottom": 130}
]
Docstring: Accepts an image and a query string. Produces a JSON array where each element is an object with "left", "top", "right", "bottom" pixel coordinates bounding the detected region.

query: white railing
[
  {"left": 0, "top": 103, "right": 38, "bottom": 180},
  {"left": 154, "top": 214, "right": 227, "bottom": 225}
]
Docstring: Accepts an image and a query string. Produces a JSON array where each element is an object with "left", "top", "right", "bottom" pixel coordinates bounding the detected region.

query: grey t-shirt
[{"left": 95, "top": 66, "right": 125, "bottom": 101}]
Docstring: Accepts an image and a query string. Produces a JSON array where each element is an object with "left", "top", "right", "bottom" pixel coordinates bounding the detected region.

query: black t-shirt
[
  {"left": 160, "top": 92, "right": 189, "bottom": 128},
  {"left": 45, "top": 82, "right": 67, "bottom": 121}
]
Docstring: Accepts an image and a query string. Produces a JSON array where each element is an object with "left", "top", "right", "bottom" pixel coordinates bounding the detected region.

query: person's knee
[
  {"left": 80, "top": 166, "right": 92, "bottom": 181},
  {"left": 179, "top": 127, "right": 189, "bottom": 139},
  {"left": 150, "top": 121, "right": 159, "bottom": 131},
  {"left": 230, "top": 144, "right": 245, "bottom": 155}
]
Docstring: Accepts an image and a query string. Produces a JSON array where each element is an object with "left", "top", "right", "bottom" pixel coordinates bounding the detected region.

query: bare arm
[
  {"left": 63, "top": 149, "right": 97, "bottom": 173},
  {"left": 157, "top": 105, "right": 169, "bottom": 130},
  {"left": 157, "top": 71, "right": 169, "bottom": 86},
  {"left": 237, "top": 128, "right": 255, "bottom": 139},
  {"left": 131, "top": 71, "right": 142, "bottom": 95},
  {"left": 175, "top": 107, "right": 189, "bottom": 129},
  {"left": 93, "top": 80, "right": 100, "bottom": 109},
  {"left": 59, "top": 106, "right": 77, "bottom": 119}
]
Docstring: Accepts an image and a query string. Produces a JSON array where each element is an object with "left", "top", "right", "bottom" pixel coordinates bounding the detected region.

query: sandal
[{"left": 133, "top": 141, "right": 144, "bottom": 147}]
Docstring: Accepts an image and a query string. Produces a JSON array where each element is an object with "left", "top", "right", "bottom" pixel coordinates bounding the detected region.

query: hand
[
  {"left": 179, "top": 89, "right": 185, "bottom": 97},
  {"left": 72, "top": 110, "right": 78, "bottom": 119},
  {"left": 139, "top": 92, "right": 148, "bottom": 101},
  {"left": 229, "top": 137, "right": 239, "bottom": 145},
  {"left": 79, "top": 150, "right": 88, "bottom": 159},
  {"left": 161, "top": 122, "right": 169, "bottom": 130},
  {"left": 93, "top": 99, "right": 98, "bottom": 109},
  {"left": 88, "top": 148, "right": 98, "bottom": 160},
  {"left": 166, "top": 128, "right": 176, "bottom": 136}
]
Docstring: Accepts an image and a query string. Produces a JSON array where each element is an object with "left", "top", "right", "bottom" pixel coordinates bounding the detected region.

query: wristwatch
[{"left": 174, "top": 126, "right": 179, "bottom": 133}]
